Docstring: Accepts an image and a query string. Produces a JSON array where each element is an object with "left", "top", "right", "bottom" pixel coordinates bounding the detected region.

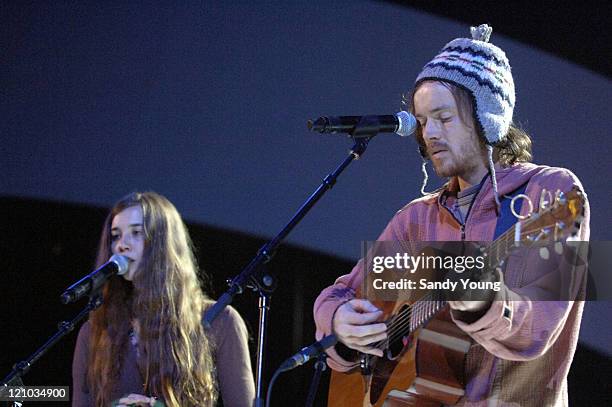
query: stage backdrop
[{"left": 2, "top": 0, "right": 610, "bottom": 358}]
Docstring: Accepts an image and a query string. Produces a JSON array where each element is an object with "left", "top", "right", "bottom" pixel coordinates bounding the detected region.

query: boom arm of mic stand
[
  {"left": 1, "top": 296, "right": 103, "bottom": 388},
  {"left": 203, "top": 137, "right": 371, "bottom": 328}
]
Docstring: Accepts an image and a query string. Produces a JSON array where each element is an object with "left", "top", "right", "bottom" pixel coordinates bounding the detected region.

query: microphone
[
  {"left": 278, "top": 335, "right": 337, "bottom": 372},
  {"left": 307, "top": 111, "right": 417, "bottom": 138},
  {"left": 60, "top": 254, "right": 129, "bottom": 304}
]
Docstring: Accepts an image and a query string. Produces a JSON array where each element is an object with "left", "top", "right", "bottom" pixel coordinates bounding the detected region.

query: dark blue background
[{"left": 2, "top": 0, "right": 610, "bottom": 362}]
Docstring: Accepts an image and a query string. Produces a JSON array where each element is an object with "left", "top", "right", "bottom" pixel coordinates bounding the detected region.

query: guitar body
[{"left": 328, "top": 304, "right": 470, "bottom": 407}]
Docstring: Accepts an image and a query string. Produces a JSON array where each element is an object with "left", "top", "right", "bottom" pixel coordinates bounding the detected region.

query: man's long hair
[
  {"left": 404, "top": 80, "right": 533, "bottom": 166},
  {"left": 87, "top": 192, "right": 217, "bottom": 407}
]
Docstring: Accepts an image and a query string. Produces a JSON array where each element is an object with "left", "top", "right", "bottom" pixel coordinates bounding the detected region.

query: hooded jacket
[{"left": 314, "top": 162, "right": 590, "bottom": 406}]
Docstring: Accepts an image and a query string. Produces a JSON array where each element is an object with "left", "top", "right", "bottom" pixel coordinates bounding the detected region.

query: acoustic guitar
[{"left": 328, "top": 188, "right": 585, "bottom": 407}]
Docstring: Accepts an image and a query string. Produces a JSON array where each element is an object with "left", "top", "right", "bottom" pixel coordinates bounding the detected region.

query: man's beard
[{"left": 430, "top": 147, "right": 484, "bottom": 179}]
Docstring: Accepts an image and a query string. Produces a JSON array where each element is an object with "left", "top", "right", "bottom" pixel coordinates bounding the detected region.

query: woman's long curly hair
[{"left": 87, "top": 192, "right": 217, "bottom": 407}]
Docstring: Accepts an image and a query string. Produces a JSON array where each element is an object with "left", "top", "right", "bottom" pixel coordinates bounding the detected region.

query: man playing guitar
[{"left": 314, "top": 24, "right": 589, "bottom": 407}]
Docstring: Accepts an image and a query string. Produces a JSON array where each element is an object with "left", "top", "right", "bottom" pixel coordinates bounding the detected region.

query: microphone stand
[
  {"left": 203, "top": 135, "right": 375, "bottom": 407},
  {"left": 0, "top": 296, "right": 103, "bottom": 392},
  {"left": 305, "top": 353, "right": 327, "bottom": 407}
]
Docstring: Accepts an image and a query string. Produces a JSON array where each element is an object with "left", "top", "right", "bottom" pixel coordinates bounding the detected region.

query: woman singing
[{"left": 72, "top": 192, "right": 255, "bottom": 406}]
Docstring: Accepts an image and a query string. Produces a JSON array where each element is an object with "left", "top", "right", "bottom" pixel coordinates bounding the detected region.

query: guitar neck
[
  {"left": 484, "top": 226, "right": 519, "bottom": 269},
  {"left": 404, "top": 234, "right": 510, "bottom": 334},
  {"left": 406, "top": 291, "right": 447, "bottom": 335}
]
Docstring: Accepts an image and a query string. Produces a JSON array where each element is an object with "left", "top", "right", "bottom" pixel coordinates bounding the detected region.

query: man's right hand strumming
[{"left": 332, "top": 299, "right": 387, "bottom": 357}]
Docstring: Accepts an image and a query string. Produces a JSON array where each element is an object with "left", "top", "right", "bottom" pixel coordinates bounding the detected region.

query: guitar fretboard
[{"left": 408, "top": 292, "right": 446, "bottom": 333}]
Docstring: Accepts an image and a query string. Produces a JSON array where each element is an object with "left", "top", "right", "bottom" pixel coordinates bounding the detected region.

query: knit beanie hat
[
  {"left": 415, "top": 24, "right": 515, "bottom": 145},
  {"left": 415, "top": 24, "right": 514, "bottom": 210}
]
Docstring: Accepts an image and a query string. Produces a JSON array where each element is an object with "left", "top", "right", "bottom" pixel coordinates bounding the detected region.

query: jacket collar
[{"left": 438, "top": 162, "right": 539, "bottom": 211}]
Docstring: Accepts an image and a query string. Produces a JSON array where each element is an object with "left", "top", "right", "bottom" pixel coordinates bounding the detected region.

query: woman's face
[{"left": 110, "top": 205, "right": 145, "bottom": 281}]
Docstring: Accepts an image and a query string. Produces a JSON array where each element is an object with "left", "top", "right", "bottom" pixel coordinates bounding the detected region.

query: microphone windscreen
[
  {"left": 109, "top": 254, "right": 129, "bottom": 276},
  {"left": 396, "top": 111, "right": 418, "bottom": 138}
]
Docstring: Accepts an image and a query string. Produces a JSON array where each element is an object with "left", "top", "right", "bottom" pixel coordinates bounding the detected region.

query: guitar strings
[
  {"left": 369, "top": 292, "right": 441, "bottom": 350},
  {"left": 368, "top": 231, "right": 521, "bottom": 351},
  {"left": 378, "top": 293, "right": 445, "bottom": 350}
]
